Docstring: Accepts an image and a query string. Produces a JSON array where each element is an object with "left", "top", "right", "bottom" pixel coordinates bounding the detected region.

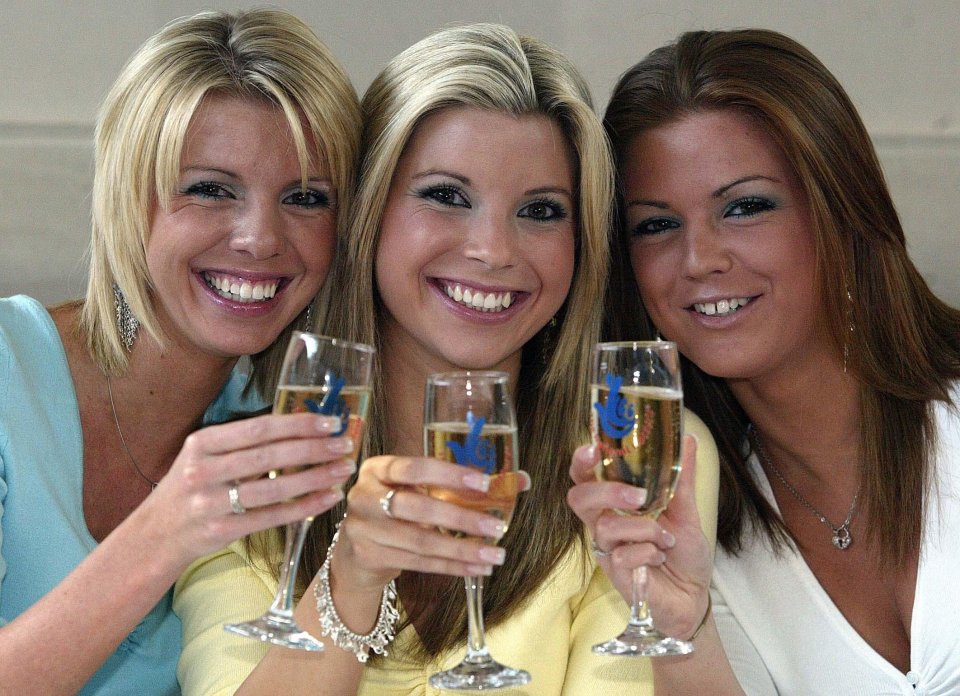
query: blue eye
[
  {"left": 518, "top": 198, "right": 568, "bottom": 222},
  {"left": 725, "top": 196, "right": 775, "bottom": 218},
  {"left": 283, "top": 188, "right": 332, "bottom": 208},
  {"left": 419, "top": 185, "right": 470, "bottom": 208},
  {"left": 184, "top": 182, "right": 233, "bottom": 200},
  {"left": 630, "top": 216, "right": 680, "bottom": 237}
]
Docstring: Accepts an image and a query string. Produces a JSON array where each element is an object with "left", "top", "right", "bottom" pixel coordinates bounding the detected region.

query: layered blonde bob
[{"left": 80, "top": 8, "right": 361, "bottom": 385}]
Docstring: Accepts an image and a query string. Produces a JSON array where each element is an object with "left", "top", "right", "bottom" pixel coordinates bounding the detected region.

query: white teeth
[
  {"left": 203, "top": 273, "right": 281, "bottom": 304},
  {"left": 694, "top": 297, "right": 752, "bottom": 317},
  {"left": 442, "top": 283, "right": 514, "bottom": 313}
]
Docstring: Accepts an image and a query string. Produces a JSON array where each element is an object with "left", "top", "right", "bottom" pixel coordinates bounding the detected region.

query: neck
[
  {"left": 379, "top": 317, "right": 521, "bottom": 456},
  {"left": 728, "top": 350, "right": 859, "bottom": 485}
]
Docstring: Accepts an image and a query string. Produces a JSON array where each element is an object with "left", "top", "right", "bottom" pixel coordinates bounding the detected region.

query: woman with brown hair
[{"left": 568, "top": 28, "right": 960, "bottom": 695}]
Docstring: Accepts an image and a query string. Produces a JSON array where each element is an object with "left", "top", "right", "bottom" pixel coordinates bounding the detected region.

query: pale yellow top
[{"left": 174, "top": 411, "right": 719, "bottom": 696}]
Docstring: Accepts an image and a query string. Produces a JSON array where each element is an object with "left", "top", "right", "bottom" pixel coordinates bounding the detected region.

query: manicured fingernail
[
  {"left": 657, "top": 552, "right": 667, "bottom": 564},
  {"left": 330, "top": 459, "right": 356, "bottom": 477},
  {"left": 331, "top": 437, "right": 354, "bottom": 454},
  {"left": 316, "top": 416, "right": 342, "bottom": 432},
  {"left": 466, "top": 564, "right": 494, "bottom": 576},
  {"left": 479, "top": 518, "right": 507, "bottom": 539},
  {"left": 320, "top": 488, "right": 344, "bottom": 506},
  {"left": 623, "top": 487, "right": 647, "bottom": 507},
  {"left": 463, "top": 472, "right": 490, "bottom": 492},
  {"left": 478, "top": 547, "right": 506, "bottom": 564},
  {"left": 662, "top": 530, "right": 676, "bottom": 548}
]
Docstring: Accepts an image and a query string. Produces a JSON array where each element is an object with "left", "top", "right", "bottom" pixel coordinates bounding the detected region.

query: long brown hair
[
  {"left": 296, "top": 23, "right": 614, "bottom": 658},
  {"left": 602, "top": 29, "right": 960, "bottom": 567}
]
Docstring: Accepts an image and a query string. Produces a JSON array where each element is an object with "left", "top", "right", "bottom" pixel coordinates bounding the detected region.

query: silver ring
[
  {"left": 379, "top": 488, "right": 397, "bottom": 519},
  {"left": 228, "top": 484, "right": 246, "bottom": 515},
  {"left": 591, "top": 540, "right": 611, "bottom": 558}
]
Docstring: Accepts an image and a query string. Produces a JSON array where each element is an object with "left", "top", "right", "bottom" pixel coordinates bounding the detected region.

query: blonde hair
[
  {"left": 307, "top": 23, "right": 614, "bottom": 657},
  {"left": 603, "top": 29, "right": 960, "bottom": 566},
  {"left": 80, "top": 8, "right": 361, "bottom": 388}
]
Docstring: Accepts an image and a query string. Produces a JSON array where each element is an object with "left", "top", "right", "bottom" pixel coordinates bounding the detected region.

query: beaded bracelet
[
  {"left": 314, "top": 526, "right": 400, "bottom": 663},
  {"left": 688, "top": 594, "right": 713, "bottom": 642}
]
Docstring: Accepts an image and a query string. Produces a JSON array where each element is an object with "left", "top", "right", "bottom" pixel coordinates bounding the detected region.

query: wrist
[{"left": 686, "top": 593, "right": 712, "bottom": 642}]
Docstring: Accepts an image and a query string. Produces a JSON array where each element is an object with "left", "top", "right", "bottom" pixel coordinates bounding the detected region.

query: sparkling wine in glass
[
  {"left": 225, "top": 331, "right": 373, "bottom": 650},
  {"left": 424, "top": 371, "right": 531, "bottom": 690},
  {"left": 590, "top": 341, "right": 692, "bottom": 657}
]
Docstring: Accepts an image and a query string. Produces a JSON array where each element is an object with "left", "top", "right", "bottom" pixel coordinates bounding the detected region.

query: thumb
[{"left": 666, "top": 434, "right": 701, "bottom": 528}]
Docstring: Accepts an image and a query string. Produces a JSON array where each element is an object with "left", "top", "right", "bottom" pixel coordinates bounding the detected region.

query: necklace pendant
[{"left": 832, "top": 526, "right": 852, "bottom": 550}]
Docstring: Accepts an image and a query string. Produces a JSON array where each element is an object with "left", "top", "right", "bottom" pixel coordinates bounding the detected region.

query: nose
[
  {"left": 228, "top": 198, "right": 286, "bottom": 259},
  {"left": 681, "top": 217, "right": 732, "bottom": 279},
  {"left": 462, "top": 211, "right": 516, "bottom": 269}
]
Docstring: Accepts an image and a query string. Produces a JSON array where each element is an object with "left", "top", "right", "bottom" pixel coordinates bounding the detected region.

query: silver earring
[
  {"left": 112, "top": 282, "right": 140, "bottom": 351},
  {"left": 302, "top": 302, "right": 314, "bottom": 332}
]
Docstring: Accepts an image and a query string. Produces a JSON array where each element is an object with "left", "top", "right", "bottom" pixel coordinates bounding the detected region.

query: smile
[
  {"left": 443, "top": 282, "right": 515, "bottom": 313},
  {"left": 202, "top": 272, "right": 282, "bottom": 303},
  {"left": 692, "top": 297, "right": 753, "bottom": 317}
]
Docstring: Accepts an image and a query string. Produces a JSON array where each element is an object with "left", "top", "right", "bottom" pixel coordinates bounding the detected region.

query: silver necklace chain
[
  {"left": 748, "top": 425, "right": 860, "bottom": 550},
  {"left": 106, "top": 377, "right": 160, "bottom": 490}
]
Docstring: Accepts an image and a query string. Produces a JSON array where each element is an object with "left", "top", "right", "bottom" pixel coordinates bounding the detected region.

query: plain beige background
[{"left": 1, "top": 1, "right": 957, "bottom": 305}]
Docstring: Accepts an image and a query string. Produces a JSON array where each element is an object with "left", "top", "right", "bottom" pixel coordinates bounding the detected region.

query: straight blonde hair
[{"left": 303, "top": 23, "right": 614, "bottom": 657}]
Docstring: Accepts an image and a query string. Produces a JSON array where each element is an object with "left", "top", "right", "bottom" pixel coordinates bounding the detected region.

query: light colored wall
[{"left": 2, "top": 1, "right": 958, "bottom": 305}]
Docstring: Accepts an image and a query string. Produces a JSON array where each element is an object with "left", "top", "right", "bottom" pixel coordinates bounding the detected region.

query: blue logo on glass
[
  {"left": 305, "top": 373, "right": 349, "bottom": 436},
  {"left": 447, "top": 412, "right": 496, "bottom": 474},
  {"left": 594, "top": 374, "right": 636, "bottom": 439}
]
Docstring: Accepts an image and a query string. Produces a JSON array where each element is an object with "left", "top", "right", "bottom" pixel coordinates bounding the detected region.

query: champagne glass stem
[
  {"left": 269, "top": 519, "right": 312, "bottom": 619},
  {"left": 629, "top": 565, "right": 654, "bottom": 630},
  {"left": 463, "top": 575, "right": 491, "bottom": 664}
]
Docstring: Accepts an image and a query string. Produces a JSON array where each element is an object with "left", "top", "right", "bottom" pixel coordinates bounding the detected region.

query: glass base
[
  {"left": 592, "top": 624, "right": 693, "bottom": 657},
  {"left": 224, "top": 613, "right": 324, "bottom": 652},
  {"left": 429, "top": 657, "right": 531, "bottom": 691}
]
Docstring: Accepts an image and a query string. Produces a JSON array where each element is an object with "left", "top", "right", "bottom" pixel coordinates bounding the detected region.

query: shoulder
[
  {"left": 684, "top": 407, "right": 720, "bottom": 543},
  {"left": 0, "top": 296, "right": 64, "bottom": 405}
]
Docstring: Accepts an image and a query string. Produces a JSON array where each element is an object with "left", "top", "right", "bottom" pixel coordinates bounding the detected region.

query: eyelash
[
  {"left": 630, "top": 217, "right": 679, "bottom": 237},
  {"left": 418, "top": 186, "right": 567, "bottom": 223},
  {"left": 519, "top": 198, "right": 568, "bottom": 222},
  {"left": 725, "top": 196, "right": 776, "bottom": 218},
  {"left": 182, "top": 182, "right": 331, "bottom": 208}
]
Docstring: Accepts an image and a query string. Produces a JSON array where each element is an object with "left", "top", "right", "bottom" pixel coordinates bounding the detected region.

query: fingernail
[
  {"left": 330, "top": 459, "right": 357, "bottom": 477},
  {"left": 319, "top": 488, "right": 344, "bottom": 506},
  {"left": 661, "top": 530, "right": 676, "bottom": 548},
  {"left": 316, "top": 415, "right": 342, "bottom": 432},
  {"left": 463, "top": 472, "right": 490, "bottom": 492},
  {"left": 466, "top": 564, "right": 494, "bottom": 576},
  {"left": 478, "top": 547, "right": 506, "bottom": 564},
  {"left": 657, "top": 552, "right": 667, "bottom": 564},
  {"left": 623, "top": 487, "right": 648, "bottom": 507},
  {"left": 479, "top": 518, "right": 507, "bottom": 539},
  {"left": 331, "top": 437, "right": 354, "bottom": 454}
]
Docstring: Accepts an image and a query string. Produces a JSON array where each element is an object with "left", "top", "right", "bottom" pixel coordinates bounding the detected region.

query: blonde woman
[
  {"left": 0, "top": 9, "right": 361, "bottom": 694},
  {"left": 176, "top": 23, "right": 719, "bottom": 696}
]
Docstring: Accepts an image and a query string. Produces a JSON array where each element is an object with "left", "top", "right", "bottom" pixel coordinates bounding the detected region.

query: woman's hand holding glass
[
  {"left": 568, "top": 435, "right": 713, "bottom": 644},
  {"left": 139, "top": 410, "right": 355, "bottom": 566}
]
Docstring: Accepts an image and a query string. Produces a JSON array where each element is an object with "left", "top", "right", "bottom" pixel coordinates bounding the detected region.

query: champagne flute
[
  {"left": 424, "top": 371, "right": 531, "bottom": 691},
  {"left": 225, "top": 331, "right": 373, "bottom": 650},
  {"left": 590, "top": 341, "right": 692, "bottom": 657}
]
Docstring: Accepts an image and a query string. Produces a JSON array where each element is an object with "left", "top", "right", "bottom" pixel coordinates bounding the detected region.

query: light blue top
[{"left": 0, "top": 295, "right": 259, "bottom": 695}]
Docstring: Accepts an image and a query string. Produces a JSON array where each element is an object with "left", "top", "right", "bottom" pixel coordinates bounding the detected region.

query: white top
[{"left": 711, "top": 392, "right": 960, "bottom": 696}]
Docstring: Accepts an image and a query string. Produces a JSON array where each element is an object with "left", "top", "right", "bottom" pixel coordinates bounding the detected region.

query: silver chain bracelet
[{"left": 314, "top": 524, "right": 400, "bottom": 663}]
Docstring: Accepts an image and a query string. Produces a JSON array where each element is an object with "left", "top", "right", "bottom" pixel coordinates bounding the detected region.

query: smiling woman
[{"left": 0, "top": 9, "right": 361, "bottom": 695}]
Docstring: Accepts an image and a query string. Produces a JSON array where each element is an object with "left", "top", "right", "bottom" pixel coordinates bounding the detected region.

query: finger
[
  {"left": 594, "top": 510, "right": 674, "bottom": 552},
  {"left": 610, "top": 541, "right": 669, "bottom": 569},
  {"left": 353, "top": 485, "right": 508, "bottom": 541},
  {"left": 346, "top": 516, "right": 504, "bottom": 576},
  {"left": 367, "top": 455, "right": 492, "bottom": 492},
  {"left": 229, "top": 458, "right": 357, "bottom": 511},
  {"left": 206, "top": 433, "right": 357, "bottom": 483},
  {"left": 567, "top": 480, "right": 648, "bottom": 524},
  {"left": 189, "top": 413, "right": 343, "bottom": 455},
  {"left": 569, "top": 444, "right": 599, "bottom": 484}
]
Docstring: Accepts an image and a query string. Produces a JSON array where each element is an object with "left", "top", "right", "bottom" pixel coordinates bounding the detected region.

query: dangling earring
[
  {"left": 302, "top": 302, "right": 314, "bottom": 332},
  {"left": 843, "top": 288, "right": 854, "bottom": 374},
  {"left": 112, "top": 282, "right": 140, "bottom": 351},
  {"left": 655, "top": 331, "right": 665, "bottom": 342}
]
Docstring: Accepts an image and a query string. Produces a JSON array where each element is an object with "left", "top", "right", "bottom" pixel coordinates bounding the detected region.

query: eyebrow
[
  {"left": 413, "top": 170, "right": 572, "bottom": 198},
  {"left": 627, "top": 174, "right": 782, "bottom": 209},
  {"left": 182, "top": 165, "right": 332, "bottom": 187}
]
